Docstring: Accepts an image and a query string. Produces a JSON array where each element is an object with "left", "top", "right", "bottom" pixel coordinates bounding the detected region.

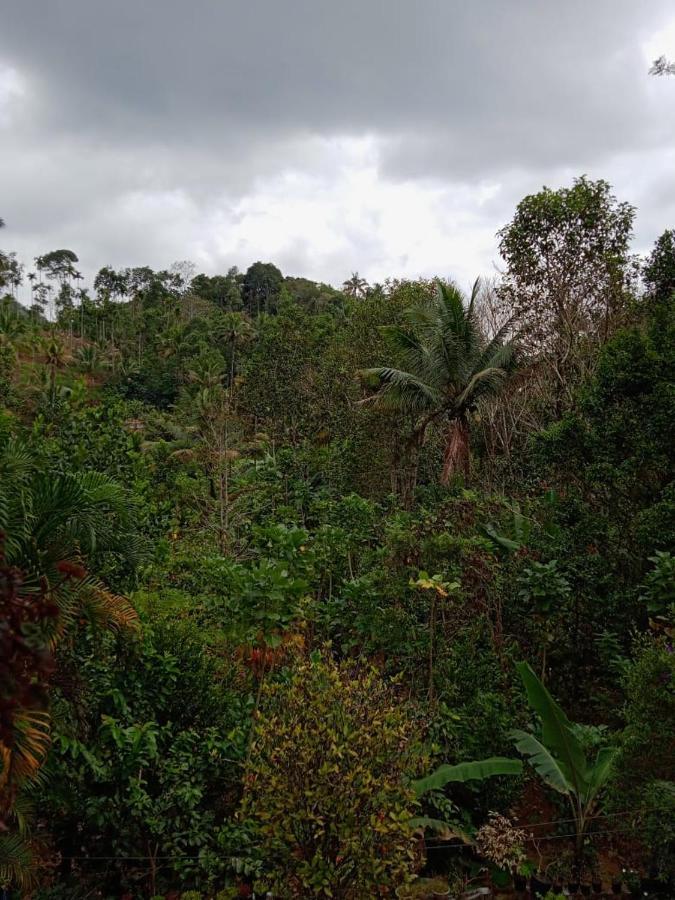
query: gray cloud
[{"left": 1, "top": 0, "right": 674, "bottom": 289}]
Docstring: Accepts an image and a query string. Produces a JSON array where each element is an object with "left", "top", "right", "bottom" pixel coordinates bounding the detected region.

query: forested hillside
[{"left": 1, "top": 178, "right": 673, "bottom": 899}]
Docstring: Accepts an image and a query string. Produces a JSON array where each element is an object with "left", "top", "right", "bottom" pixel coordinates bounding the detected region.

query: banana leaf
[{"left": 412, "top": 757, "right": 522, "bottom": 798}]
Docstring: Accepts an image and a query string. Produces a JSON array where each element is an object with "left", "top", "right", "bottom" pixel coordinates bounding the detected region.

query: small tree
[
  {"left": 191, "top": 383, "right": 244, "bottom": 554},
  {"left": 242, "top": 655, "right": 424, "bottom": 898}
]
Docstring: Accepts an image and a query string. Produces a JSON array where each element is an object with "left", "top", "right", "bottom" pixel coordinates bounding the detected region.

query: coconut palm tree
[
  {"left": 74, "top": 344, "right": 100, "bottom": 374},
  {"left": 361, "top": 279, "right": 516, "bottom": 498},
  {"left": 342, "top": 272, "right": 368, "bottom": 299}
]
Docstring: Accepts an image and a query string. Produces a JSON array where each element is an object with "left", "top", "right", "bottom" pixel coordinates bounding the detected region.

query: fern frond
[{"left": 0, "top": 831, "right": 36, "bottom": 890}]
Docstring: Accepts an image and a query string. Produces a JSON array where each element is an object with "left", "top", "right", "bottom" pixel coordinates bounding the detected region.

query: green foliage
[
  {"left": 640, "top": 780, "right": 675, "bottom": 879},
  {"left": 511, "top": 662, "right": 617, "bottom": 858},
  {"left": 0, "top": 832, "right": 34, "bottom": 891},
  {"left": 362, "top": 278, "right": 516, "bottom": 490},
  {"left": 40, "top": 613, "right": 249, "bottom": 895},
  {"left": 518, "top": 560, "right": 570, "bottom": 615},
  {"left": 0, "top": 435, "right": 143, "bottom": 634},
  {"left": 1, "top": 187, "right": 672, "bottom": 894},
  {"left": 644, "top": 228, "right": 675, "bottom": 302},
  {"left": 498, "top": 176, "right": 635, "bottom": 365},
  {"left": 412, "top": 757, "right": 522, "bottom": 797},
  {"left": 214, "top": 890, "right": 239, "bottom": 900},
  {"left": 241, "top": 654, "right": 424, "bottom": 898},
  {"left": 612, "top": 635, "right": 675, "bottom": 802},
  {"left": 242, "top": 261, "right": 283, "bottom": 316},
  {"left": 639, "top": 550, "right": 675, "bottom": 617}
]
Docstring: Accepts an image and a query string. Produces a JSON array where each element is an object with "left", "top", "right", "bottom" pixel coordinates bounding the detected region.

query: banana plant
[
  {"left": 410, "top": 757, "right": 523, "bottom": 839},
  {"left": 511, "top": 662, "right": 617, "bottom": 863}
]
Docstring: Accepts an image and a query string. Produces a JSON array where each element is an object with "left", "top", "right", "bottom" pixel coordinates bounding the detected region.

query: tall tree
[
  {"left": 362, "top": 279, "right": 516, "bottom": 499},
  {"left": 217, "top": 311, "right": 255, "bottom": 397},
  {"left": 497, "top": 177, "right": 635, "bottom": 401},
  {"left": 0, "top": 252, "right": 23, "bottom": 299},
  {"left": 94, "top": 265, "right": 129, "bottom": 302},
  {"left": 242, "top": 261, "right": 283, "bottom": 316},
  {"left": 191, "top": 269, "right": 243, "bottom": 311},
  {"left": 34, "top": 250, "right": 79, "bottom": 320},
  {"left": 644, "top": 229, "right": 675, "bottom": 302},
  {"left": 0, "top": 219, "right": 23, "bottom": 300},
  {"left": 34, "top": 250, "right": 79, "bottom": 288},
  {"left": 342, "top": 271, "right": 368, "bottom": 299}
]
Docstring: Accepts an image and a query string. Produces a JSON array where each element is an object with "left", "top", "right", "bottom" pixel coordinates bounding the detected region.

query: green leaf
[
  {"left": 586, "top": 746, "right": 618, "bottom": 807},
  {"left": 509, "top": 729, "right": 571, "bottom": 795},
  {"left": 412, "top": 757, "right": 522, "bottom": 798},
  {"left": 408, "top": 816, "right": 473, "bottom": 844},
  {"left": 515, "top": 661, "right": 589, "bottom": 799},
  {"left": 481, "top": 522, "right": 521, "bottom": 553}
]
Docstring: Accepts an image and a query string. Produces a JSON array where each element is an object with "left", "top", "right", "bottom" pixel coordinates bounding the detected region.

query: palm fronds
[
  {"left": 0, "top": 709, "right": 51, "bottom": 794},
  {"left": 0, "top": 437, "right": 142, "bottom": 887},
  {"left": 359, "top": 366, "right": 442, "bottom": 415},
  {"left": 361, "top": 276, "right": 518, "bottom": 486},
  {"left": 0, "top": 831, "right": 36, "bottom": 891}
]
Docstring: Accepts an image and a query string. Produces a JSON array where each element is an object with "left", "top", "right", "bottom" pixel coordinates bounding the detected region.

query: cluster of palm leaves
[
  {"left": 362, "top": 279, "right": 516, "bottom": 486},
  {"left": 0, "top": 438, "right": 142, "bottom": 637},
  {"left": 0, "top": 435, "right": 142, "bottom": 887}
]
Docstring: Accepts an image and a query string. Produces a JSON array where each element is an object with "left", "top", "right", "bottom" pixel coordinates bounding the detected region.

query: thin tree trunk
[{"left": 428, "top": 591, "right": 437, "bottom": 705}]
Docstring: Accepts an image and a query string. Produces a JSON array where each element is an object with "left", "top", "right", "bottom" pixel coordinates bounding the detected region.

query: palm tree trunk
[{"left": 441, "top": 415, "right": 470, "bottom": 483}]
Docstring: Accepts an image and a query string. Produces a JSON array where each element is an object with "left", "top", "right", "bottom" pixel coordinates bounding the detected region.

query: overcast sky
[{"left": 1, "top": 1, "right": 674, "bottom": 293}]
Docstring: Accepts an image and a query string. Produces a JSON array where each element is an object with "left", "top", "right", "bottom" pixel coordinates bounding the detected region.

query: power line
[
  {"left": 423, "top": 801, "right": 674, "bottom": 842},
  {"left": 54, "top": 805, "right": 674, "bottom": 862},
  {"left": 427, "top": 822, "right": 658, "bottom": 850}
]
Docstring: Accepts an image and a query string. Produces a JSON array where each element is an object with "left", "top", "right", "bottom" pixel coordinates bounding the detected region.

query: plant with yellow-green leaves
[{"left": 241, "top": 653, "right": 426, "bottom": 899}]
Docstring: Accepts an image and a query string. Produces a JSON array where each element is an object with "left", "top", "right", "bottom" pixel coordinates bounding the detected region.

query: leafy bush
[
  {"left": 612, "top": 635, "right": 675, "bottom": 799},
  {"left": 241, "top": 653, "right": 425, "bottom": 898},
  {"left": 518, "top": 560, "right": 570, "bottom": 615},
  {"left": 604, "top": 635, "right": 674, "bottom": 877},
  {"left": 639, "top": 550, "right": 675, "bottom": 617},
  {"left": 39, "top": 614, "right": 249, "bottom": 896}
]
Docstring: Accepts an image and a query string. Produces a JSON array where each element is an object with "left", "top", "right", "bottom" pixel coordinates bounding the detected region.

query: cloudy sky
[{"left": 1, "top": 1, "right": 674, "bottom": 292}]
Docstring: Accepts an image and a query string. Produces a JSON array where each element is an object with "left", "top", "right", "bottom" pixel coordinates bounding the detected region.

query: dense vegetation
[{"left": 0, "top": 177, "right": 673, "bottom": 899}]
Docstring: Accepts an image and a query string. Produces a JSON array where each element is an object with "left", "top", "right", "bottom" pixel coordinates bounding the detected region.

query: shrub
[
  {"left": 214, "top": 889, "right": 239, "bottom": 900},
  {"left": 609, "top": 635, "right": 675, "bottom": 874},
  {"left": 615, "top": 635, "right": 675, "bottom": 793},
  {"left": 639, "top": 550, "right": 675, "bottom": 617},
  {"left": 475, "top": 812, "right": 527, "bottom": 872},
  {"left": 241, "top": 653, "right": 424, "bottom": 898}
]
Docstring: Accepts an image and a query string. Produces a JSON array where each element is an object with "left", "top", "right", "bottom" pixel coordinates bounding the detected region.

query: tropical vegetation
[{"left": 0, "top": 177, "right": 673, "bottom": 898}]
